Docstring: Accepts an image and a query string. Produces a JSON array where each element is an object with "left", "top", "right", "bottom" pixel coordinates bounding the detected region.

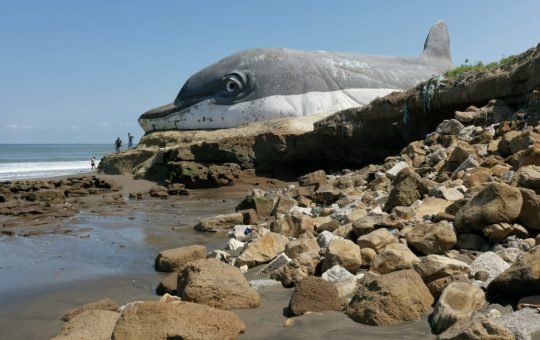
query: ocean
[{"left": 0, "top": 144, "right": 115, "bottom": 181}]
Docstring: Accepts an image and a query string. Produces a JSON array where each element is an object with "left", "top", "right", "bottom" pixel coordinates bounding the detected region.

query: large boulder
[
  {"left": 413, "top": 255, "right": 471, "bottom": 298},
  {"left": 371, "top": 243, "right": 420, "bottom": 274},
  {"left": 405, "top": 221, "right": 457, "bottom": 255},
  {"left": 154, "top": 245, "right": 207, "bottom": 272},
  {"left": 194, "top": 212, "right": 245, "bottom": 232},
  {"left": 237, "top": 232, "right": 289, "bottom": 267},
  {"left": 285, "top": 235, "right": 320, "bottom": 260},
  {"left": 430, "top": 282, "right": 486, "bottom": 334},
  {"left": 52, "top": 310, "right": 120, "bottom": 340},
  {"left": 321, "top": 239, "right": 362, "bottom": 273},
  {"left": 111, "top": 301, "right": 246, "bottom": 340},
  {"left": 438, "top": 316, "right": 516, "bottom": 340},
  {"left": 454, "top": 183, "right": 523, "bottom": 232},
  {"left": 487, "top": 246, "right": 540, "bottom": 301},
  {"left": 346, "top": 269, "right": 433, "bottom": 325},
  {"left": 61, "top": 298, "right": 118, "bottom": 322},
  {"left": 177, "top": 258, "right": 260, "bottom": 309},
  {"left": 518, "top": 188, "right": 540, "bottom": 230},
  {"left": 517, "top": 165, "right": 540, "bottom": 190},
  {"left": 288, "top": 276, "right": 341, "bottom": 316}
]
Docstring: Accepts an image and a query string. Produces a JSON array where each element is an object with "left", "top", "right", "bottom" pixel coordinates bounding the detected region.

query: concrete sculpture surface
[{"left": 139, "top": 21, "right": 452, "bottom": 132}]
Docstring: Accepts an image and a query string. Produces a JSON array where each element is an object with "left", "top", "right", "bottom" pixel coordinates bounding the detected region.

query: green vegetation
[{"left": 444, "top": 55, "right": 517, "bottom": 78}]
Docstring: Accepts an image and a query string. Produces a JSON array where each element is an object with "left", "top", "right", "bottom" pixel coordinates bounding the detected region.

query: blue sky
[{"left": 1, "top": 0, "right": 539, "bottom": 143}]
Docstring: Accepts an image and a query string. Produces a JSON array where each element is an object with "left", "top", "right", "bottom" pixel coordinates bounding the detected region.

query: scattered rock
[
  {"left": 177, "top": 258, "right": 260, "bottom": 309},
  {"left": 347, "top": 269, "right": 433, "bottom": 325},
  {"left": 431, "top": 281, "right": 486, "bottom": 334},
  {"left": 111, "top": 301, "right": 246, "bottom": 340},
  {"left": 194, "top": 212, "right": 245, "bottom": 233},
  {"left": 371, "top": 243, "right": 420, "bottom": 274},
  {"left": 154, "top": 245, "right": 207, "bottom": 272},
  {"left": 288, "top": 276, "right": 341, "bottom": 316},
  {"left": 438, "top": 315, "right": 516, "bottom": 340},
  {"left": 61, "top": 298, "right": 118, "bottom": 322},
  {"left": 53, "top": 310, "right": 120, "bottom": 340},
  {"left": 321, "top": 239, "right": 362, "bottom": 273},
  {"left": 237, "top": 232, "right": 289, "bottom": 267},
  {"left": 405, "top": 220, "right": 457, "bottom": 255}
]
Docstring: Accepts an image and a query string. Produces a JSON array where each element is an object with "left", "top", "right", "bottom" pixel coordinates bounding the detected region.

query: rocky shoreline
[{"left": 5, "top": 45, "right": 540, "bottom": 340}]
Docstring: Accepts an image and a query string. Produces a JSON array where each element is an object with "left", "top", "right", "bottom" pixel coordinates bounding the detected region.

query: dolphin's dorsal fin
[{"left": 422, "top": 20, "right": 452, "bottom": 63}]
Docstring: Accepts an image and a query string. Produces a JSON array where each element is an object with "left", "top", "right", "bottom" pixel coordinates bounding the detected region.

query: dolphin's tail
[{"left": 422, "top": 21, "right": 452, "bottom": 65}]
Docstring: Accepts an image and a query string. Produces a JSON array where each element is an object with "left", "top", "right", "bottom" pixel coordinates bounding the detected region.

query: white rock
[
  {"left": 316, "top": 231, "right": 343, "bottom": 249},
  {"left": 386, "top": 161, "right": 410, "bottom": 179},
  {"left": 496, "top": 308, "right": 540, "bottom": 340},
  {"left": 288, "top": 206, "right": 314, "bottom": 217},
  {"left": 496, "top": 247, "right": 523, "bottom": 264},
  {"left": 239, "top": 265, "right": 248, "bottom": 273},
  {"left": 453, "top": 156, "right": 480, "bottom": 175},
  {"left": 225, "top": 238, "right": 245, "bottom": 251},
  {"left": 369, "top": 206, "right": 384, "bottom": 216},
  {"left": 438, "top": 187, "right": 464, "bottom": 201},
  {"left": 232, "top": 225, "right": 253, "bottom": 241},
  {"left": 207, "top": 249, "right": 229, "bottom": 261},
  {"left": 470, "top": 251, "right": 510, "bottom": 287},
  {"left": 257, "top": 253, "right": 291, "bottom": 275},
  {"left": 249, "top": 279, "right": 282, "bottom": 290},
  {"left": 321, "top": 265, "right": 355, "bottom": 283}
]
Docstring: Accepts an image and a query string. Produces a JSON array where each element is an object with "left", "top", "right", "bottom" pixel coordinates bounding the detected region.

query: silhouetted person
[
  {"left": 115, "top": 137, "right": 122, "bottom": 153},
  {"left": 91, "top": 156, "right": 96, "bottom": 170},
  {"left": 128, "top": 132, "right": 134, "bottom": 149}
]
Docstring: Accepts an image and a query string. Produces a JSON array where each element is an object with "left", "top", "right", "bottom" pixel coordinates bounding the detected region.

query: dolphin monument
[{"left": 139, "top": 21, "right": 452, "bottom": 132}]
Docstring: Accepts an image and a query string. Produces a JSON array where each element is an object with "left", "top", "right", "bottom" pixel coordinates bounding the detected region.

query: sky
[{"left": 1, "top": 1, "right": 539, "bottom": 144}]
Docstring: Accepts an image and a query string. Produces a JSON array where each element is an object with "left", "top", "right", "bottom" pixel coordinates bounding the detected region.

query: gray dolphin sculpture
[{"left": 139, "top": 21, "right": 452, "bottom": 132}]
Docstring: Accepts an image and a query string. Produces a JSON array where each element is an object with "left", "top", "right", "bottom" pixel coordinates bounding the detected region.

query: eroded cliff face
[{"left": 99, "top": 44, "right": 540, "bottom": 187}]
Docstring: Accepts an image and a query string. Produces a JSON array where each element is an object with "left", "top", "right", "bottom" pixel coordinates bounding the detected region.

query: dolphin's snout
[{"left": 139, "top": 102, "right": 181, "bottom": 120}]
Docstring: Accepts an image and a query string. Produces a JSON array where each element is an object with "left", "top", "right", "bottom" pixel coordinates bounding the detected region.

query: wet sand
[{"left": 0, "top": 174, "right": 437, "bottom": 339}]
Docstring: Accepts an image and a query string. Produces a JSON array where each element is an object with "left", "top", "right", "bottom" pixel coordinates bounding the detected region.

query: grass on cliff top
[{"left": 444, "top": 55, "right": 517, "bottom": 78}]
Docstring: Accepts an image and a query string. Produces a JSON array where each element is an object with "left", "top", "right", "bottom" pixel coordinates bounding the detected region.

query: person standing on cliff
[
  {"left": 128, "top": 132, "right": 134, "bottom": 150},
  {"left": 115, "top": 137, "right": 122, "bottom": 153}
]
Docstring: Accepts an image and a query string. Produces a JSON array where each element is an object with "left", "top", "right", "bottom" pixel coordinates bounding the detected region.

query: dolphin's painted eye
[{"left": 223, "top": 77, "right": 242, "bottom": 94}]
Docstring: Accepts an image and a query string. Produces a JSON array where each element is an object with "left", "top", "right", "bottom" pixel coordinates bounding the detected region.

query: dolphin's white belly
[{"left": 139, "top": 88, "right": 398, "bottom": 131}]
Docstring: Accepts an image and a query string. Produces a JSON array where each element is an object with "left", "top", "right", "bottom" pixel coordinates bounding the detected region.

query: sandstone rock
[
  {"left": 285, "top": 236, "right": 320, "bottom": 260},
  {"left": 61, "top": 298, "right": 118, "bottom": 322},
  {"left": 488, "top": 246, "right": 540, "bottom": 301},
  {"left": 405, "top": 221, "right": 457, "bottom": 255},
  {"left": 298, "top": 170, "right": 327, "bottom": 189},
  {"left": 438, "top": 315, "right": 516, "bottom": 340},
  {"left": 270, "top": 260, "right": 310, "bottom": 288},
  {"left": 352, "top": 215, "right": 383, "bottom": 237},
  {"left": 495, "top": 307, "right": 540, "bottom": 340},
  {"left": 154, "top": 245, "right": 207, "bottom": 272},
  {"left": 517, "top": 165, "right": 540, "bottom": 190},
  {"left": 111, "top": 301, "right": 246, "bottom": 340},
  {"left": 347, "top": 269, "right": 433, "bottom": 326},
  {"left": 431, "top": 281, "right": 486, "bottom": 334},
  {"left": 371, "top": 243, "right": 420, "bottom": 274},
  {"left": 470, "top": 252, "right": 510, "bottom": 286},
  {"left": 496, "top": 247, "right": 523, "bottom": 264},
  {"left": 357, "top": 228, "right": 395, "bottom": 252},
  {"left": 414, "top": 255, "right": 471, "bottom": 283},
  {"left": 321, "top": 265, "right": 358, "bottom": 303},
  {"left": 455, "top": 183, "right": 523, "bottom": 232},
  {"left": 237, "top": 232, "right": 289, "bottom": 267},
  {"left": 194, "top": 212, "right": 245, "bottom": 232},
  {"left": 236, "top": 196, "right": 275, "bottom": 219},
  {"left": 53, "top": 310, "right": 120, "bottom": 340},
  {"left": 456, "top": 233, "right": 489, "bottom": 251},
  {"left": 482, "top": 223, "right": 529, "bottom": 243},
  {"left": 359, "top": 247, "right": 376, "bottom": 267},
  {"left": 321, "top": 239, "right": 362, "bottom": 273},
  {"left": 384, "top": 169, "right": 428, "bottom": 211},
  {"left": 156, "top": 271, "right": 178, "bottom": 295},
  {"left": 177, "top": 258, "right": 260, "bottom": 309},
  {"left": 415, "top": 197, "right": 454, "bottom": 219},
  {"left": 518, "top": 188, "right": 540, "bottom": 230},
  {"left": 288, "top": 276, "right": 341, "bottom": 316}
]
